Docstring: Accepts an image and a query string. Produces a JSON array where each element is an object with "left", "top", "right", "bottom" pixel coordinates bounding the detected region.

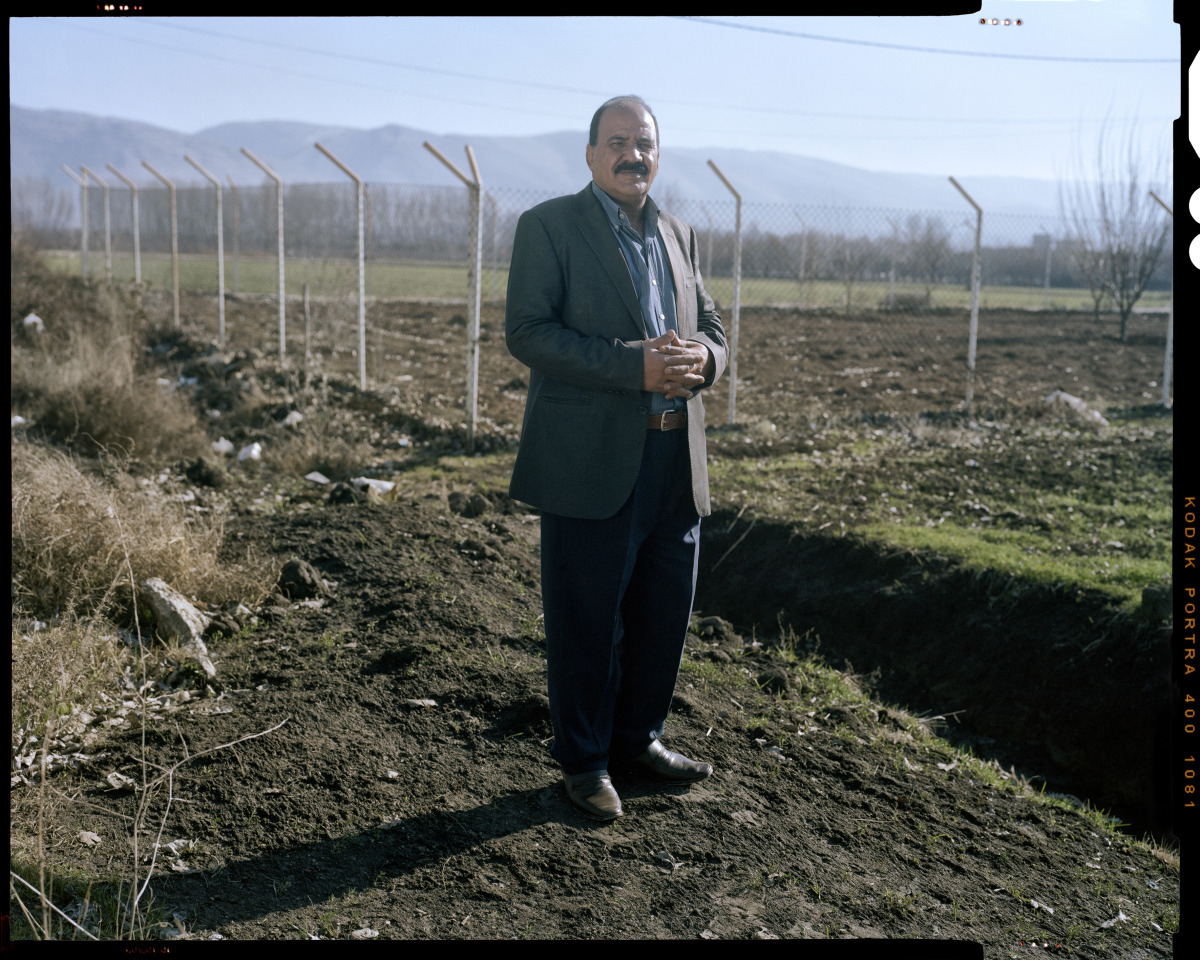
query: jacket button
[{"left": 637, "top": 406, "right": 648, "bottom": 416}]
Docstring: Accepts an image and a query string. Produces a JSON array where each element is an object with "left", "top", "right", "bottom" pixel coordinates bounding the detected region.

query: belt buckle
[{"left": 661, "top": 410, "right": 680, "bottom": 431}]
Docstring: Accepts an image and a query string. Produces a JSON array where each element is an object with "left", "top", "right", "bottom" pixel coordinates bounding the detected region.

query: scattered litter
[
  {"left": 212, "top": 437, "right": 235, "bottom": 456},
  {"left": 282, "top": 410, "right": 304, "bottom": 428},
  {"left": 385, "top": 770, "right": 401, "bottom": 780},
  {"left": 237, "top": 442, "right": 263, "bottom": 462},
  {"left": 1043, "top": 389, "right": 1109, "bottom": 428},
  {"left": 105, "top": 771, "right": 138, "bottom": 793},
  {"left": 352, "top": 476, "right": 397, "bottom": 498},
  {"left": 936, "top": 762, "right": 957, "bottom": 772},
  {"left": 763, "top": 745, "right": 789, "bottom": 763},
  {"left": 655, "top": 851, "right": 683, "bottom": 872},
  {"left": 23, "top": 312, "right": 44, "bottom": 334},
  {"left": 1099, "top": 910, "right": 1129, "bottom": 929},
  {"left": 730, "top": 810, "right": 759, "bottom": 826},
  {"left": 78, "top": 831, "right": 102, "bottom": 847},
  {"left": 11, "top": 415, "right": 28, "bottom": 429},
  {"left": 1030, "top": 899, "right": 1055, "bottom": 915},
  {"left": 351, "top": 928, "right": 379, "bottom": 939},
  {"left": 305, "top": 471, "right": 330, "bottom": 485},
  {"left": 700, "top": 930, "right": 719, "bottom": 939},
  {"left": 403, "top": 699, "right": 438, "bottom": 709}
]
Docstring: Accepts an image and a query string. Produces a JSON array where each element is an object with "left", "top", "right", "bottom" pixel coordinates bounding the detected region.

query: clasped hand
[{"left": 641, "top": 330, "right": 710, "bottom": 400}]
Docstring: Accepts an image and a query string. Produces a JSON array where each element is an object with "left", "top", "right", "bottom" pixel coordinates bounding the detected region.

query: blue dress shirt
[{"left": 590, "top": 182, "right": 684, "bottom": 416}]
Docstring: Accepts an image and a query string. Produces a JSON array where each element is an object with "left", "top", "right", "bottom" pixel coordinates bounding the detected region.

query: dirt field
[{"left": 12, "top": 293, "right": 1179, "bottom": 949}]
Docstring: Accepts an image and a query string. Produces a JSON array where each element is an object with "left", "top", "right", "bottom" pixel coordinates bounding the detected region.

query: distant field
[{"left": 42, "top": 250, "right": 1170, "bottom": 313}]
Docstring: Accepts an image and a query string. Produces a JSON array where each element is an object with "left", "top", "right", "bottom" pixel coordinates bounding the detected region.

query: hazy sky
[{"left": 9, "top": 6, "right": 1181, "bottom": 182}]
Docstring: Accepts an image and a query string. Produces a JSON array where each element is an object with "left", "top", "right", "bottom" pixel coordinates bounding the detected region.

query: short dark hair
[{"left": 589, "top": 96, "right": 659, "bottom": 147}]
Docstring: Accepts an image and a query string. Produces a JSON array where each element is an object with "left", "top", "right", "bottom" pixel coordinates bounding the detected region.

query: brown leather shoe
[
  {"left": 629, "top": 739, "right": 713, "bottom": 783},
  {"left": 564, "top": 771, "right": 624, "bottom": 821}
]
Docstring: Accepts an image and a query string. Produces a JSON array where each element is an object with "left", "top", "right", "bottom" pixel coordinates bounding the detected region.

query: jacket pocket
[{"left": 540, "top": 394, "right": 592, "bottom": 406}]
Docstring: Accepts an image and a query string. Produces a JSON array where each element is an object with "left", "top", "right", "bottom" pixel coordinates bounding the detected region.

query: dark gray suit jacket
[{"left": 505, "top": 184, "right": 728, "bottom": 520}]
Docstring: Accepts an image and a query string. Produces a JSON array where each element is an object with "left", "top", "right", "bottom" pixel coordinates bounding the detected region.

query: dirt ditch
[{"left": 695, "top": 516, "right": 1173, "bottom": 840}]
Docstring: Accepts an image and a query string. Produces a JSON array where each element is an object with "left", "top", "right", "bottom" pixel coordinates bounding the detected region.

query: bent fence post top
[
  {"left": 424, "top": 141, "right": 483, "bottom": 453},
  {"left": 708, "top": 159, "right": 742, "bottom": 425},
  {"left": 314, "top": 142, "right": 368, "bottom": 390},
  {"left": 242, "top": 148, "right": 287, "bottom": 367}
]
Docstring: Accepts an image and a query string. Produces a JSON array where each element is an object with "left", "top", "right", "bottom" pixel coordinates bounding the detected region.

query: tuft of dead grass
[
  {"left": 11, "top": 442, "right": 275, "bottom": 624},
  {"left": 11, "top": 245, "right": 209, "bottom": 461}
]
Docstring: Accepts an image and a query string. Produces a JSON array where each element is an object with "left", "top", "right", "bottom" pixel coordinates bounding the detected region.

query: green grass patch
[{"left": 710, "top": 414, "right": 1171, "bottom": 611}]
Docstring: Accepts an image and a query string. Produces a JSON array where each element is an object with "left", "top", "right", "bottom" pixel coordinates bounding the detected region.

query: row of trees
[
  {"left": 12, "top": 176, "right": 1170, "bottom": 294},
  {"left": 13, "top": 123, "right": 1170, "bottom": 340}
]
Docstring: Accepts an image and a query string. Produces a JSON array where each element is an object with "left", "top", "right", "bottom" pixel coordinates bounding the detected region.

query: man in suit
[{"left": 506, "top": 95, "right": 728, "bottom": 821}]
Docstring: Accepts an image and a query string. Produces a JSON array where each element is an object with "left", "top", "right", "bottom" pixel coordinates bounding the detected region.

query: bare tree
[
  {"left": 1058, "top": 118, "right": 1171, "bottom": 341},
  {"left": 903, "top": 215, "right": 951, "bottom": 306}
]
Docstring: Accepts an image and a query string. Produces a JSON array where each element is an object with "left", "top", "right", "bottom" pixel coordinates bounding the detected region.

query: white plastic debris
[
  {"left": 237, "top": 442, "right": 263, "bottom": 462},
  {"left": 23, "top": 312, "right": 44, "bottom": 334},
  {"left": 305, "top": 471, "right": 330, "bottom": 485},
  {"left": 1099, "top": 910, "right": 1129, "bottom": 929},
  {"left": 11, "top": 415, "right": 28, "bottom": 429},
  {"left": 1043, "top": 389, "right": 1109, "bottom": 428},
  {"left": 351, "top": 929, "right": 379, "bottom": 940},
  {"left": 352, "top": 476, "right": 396, "bottom": 496},
  {"left": 282, "top": 410, "right": 304, "bottom": 428},
  {"left": 212, "top": 437, "right": 235, "bottom": 456},
  {"left": 1030, "top": 899, "right": 1055, "bottom": 915},
  {"left": 78, "top": 831, "right": 102, "bottom": 847},
  {"left": 403, "top": 699, "right": 438, "bottom": 709}
]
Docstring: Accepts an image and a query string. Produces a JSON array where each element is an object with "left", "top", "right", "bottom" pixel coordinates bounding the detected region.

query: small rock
[
  {"left": 327, "top": 482, "right": 365, "bottom": 505},
  {"left": 184, "top": 456, "right": 226, "bottom": 489},
  {"left": 278, "top": 559, "right": 330, "bottom": 600},
  {"left": 139, "top": 578, "right": 216, "bottom": 678},
  {"left": 203, "top": 611, "right": 242, "bottom": 640},
  {"left": 448, "top": 491, "right": 489, "bottom": 518}
]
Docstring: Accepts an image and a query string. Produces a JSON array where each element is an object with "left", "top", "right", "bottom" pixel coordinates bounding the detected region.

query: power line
[
  {"left": 678, "top": 16, "right": 1180, "bottom": 64},
  {"left": 121, "top": 19, "right": 1173, "bottom": 129}
]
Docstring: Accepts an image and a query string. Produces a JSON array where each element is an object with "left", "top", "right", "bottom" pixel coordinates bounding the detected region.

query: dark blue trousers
[{"left": 540, "top": 429, "right": 701, "bottom": 776}]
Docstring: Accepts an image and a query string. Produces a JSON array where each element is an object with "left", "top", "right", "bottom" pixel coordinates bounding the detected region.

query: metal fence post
[
  {"left": 708, "top": 160, "right": 742, "bottom": 425},
  {"left": 227, "top": 175, "right": 240, "bottom": 296},
  {"left": 1149, "top": 190, "right": 1173, "bottom": 408},
  {"left": 61, "top": 165, "right": 87, "bottom": 279},
  {"left": 950, "top": 176, "right": 983, "bottom": 408},
  {"left": 886, "top": 217, "right": 899, "bottom": 311},
  {"left": 107, "top": 165, "right": 141, "bottom": 284},
  {"left": 1039, "top": 224, "right": 1053, "bottom": 310},
  {"left": 185, "top": 156, "right": 226, "bottom": 347},
  {"left": 242, "top": 149, "right": 286, "bottom": 367},
  {"left": 314, "top": 142, "right": 368, "bottom": 390},
  {"left": 81, "top": 166, "right": 112, "bottom": 283},
  {"left": 143, "top": 162, "right": 180, "bottom": 327},
  {"left": 794, "top": 211, "right": 810, "bottom": 311},
  {"left": 424, "top": 140, "right": 484, "bottom": 453}
]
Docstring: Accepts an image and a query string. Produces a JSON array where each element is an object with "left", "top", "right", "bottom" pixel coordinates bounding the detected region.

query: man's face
[{"left": 586, "top": 103, "right": 659, "bottom": 210}]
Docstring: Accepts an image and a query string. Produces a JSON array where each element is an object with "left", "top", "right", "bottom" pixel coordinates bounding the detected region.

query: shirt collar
[{"left": 590, "top": 181, "right": 659, "bottom": 236}]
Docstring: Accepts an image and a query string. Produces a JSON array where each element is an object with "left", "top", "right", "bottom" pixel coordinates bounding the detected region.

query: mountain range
[{"left": 12, "top": 104, "right": 1066, "bottom": 220}]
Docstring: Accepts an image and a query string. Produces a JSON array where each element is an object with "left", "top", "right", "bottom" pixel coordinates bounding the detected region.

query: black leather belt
[{"left": 648, "top": 411, "right": 686, "bottom": 431}]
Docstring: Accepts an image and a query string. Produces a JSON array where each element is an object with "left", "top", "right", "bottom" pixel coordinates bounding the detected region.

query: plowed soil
[{"left": 18, "top": 295, "right": 1180, "bottom": 951}]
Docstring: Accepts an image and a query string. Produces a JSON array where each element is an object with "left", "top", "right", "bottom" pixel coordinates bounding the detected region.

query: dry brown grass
[
  {"left": 11, "top": 243, "right": 209, "bottom": 461},
  {"left": 11, "top": 442, "right": 274, "bottom": 624}
]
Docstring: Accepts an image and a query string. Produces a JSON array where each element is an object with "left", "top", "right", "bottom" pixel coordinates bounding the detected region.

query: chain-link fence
[{"left": 12, "top": 174, "right": 1174, "bottom": 418}]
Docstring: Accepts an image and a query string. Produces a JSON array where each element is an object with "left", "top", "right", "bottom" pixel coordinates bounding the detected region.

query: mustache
[{"left": 615, "top": 162, "right": 649, "bottom": 175}]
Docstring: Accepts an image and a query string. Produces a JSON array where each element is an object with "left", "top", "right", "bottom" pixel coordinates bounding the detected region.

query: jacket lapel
[
  {"left": 657, "top": 219, "right": 693, "bottom": 338},
  {"left": 572, "top": 186, "right": 647, "bottom": 337}
]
